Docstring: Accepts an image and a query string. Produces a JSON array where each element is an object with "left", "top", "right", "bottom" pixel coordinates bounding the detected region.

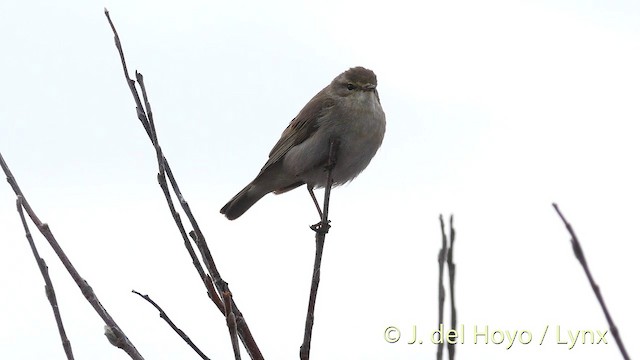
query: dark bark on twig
[
  {"left": 436, "top": 214, "right": 456, "bottom": 360},
  {"left": 189, "top": 230, "right": 257, "bottom": 358},
  {"left": 223, "top": 292, "right": 242, "bottom": 360},
  {"left": 436, "top": 215, "right": 447, "bottom": 360},
  {"left": 299, "top": 140, "right": 338, "bottom": 360},
  {"left": 16, "top": 197, "right": 74, "bottom": 360},
  {"left": 132, "top": 291, "right": 211, "bottom": 360},
  {"left": 104, "top": 9, "right": 262, "bottom": 359},
  {"left": 1, "top": 153, "right": 143, "bottom": 359},
  {"left": 552, "top": 203, "right": 629, "bottom": 360},
  {"left": 446, "top": 215, "right": 456, "bottom": 360}
]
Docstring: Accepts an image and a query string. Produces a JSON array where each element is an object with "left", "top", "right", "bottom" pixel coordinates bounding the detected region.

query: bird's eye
[{"left": 346, "top": 83, "right": 356, "bottom": 90}]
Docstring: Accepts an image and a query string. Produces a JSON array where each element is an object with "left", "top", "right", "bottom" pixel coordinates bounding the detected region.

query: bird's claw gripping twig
[{"left": 309, "top": 220, "right": 331, "bottom": 233}]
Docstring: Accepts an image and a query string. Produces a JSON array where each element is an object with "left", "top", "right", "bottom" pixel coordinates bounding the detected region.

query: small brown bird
[{"left": 221, "top": 66, "right": 386, "bottom": 220}]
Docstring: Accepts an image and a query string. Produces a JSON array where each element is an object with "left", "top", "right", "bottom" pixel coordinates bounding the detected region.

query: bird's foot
[{"left": 310, "top": 220, "right": 331, "bottom": 234}]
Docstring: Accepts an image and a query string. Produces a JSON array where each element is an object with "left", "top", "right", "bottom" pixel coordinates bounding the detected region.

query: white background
[{"left": 1, "top": 0, "right": 638, "bottom": 359}]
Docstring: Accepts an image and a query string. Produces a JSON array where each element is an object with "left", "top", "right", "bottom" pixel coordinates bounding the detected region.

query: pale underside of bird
[{"left": 221, "top": 66, "right": 386, "bottom": 220}]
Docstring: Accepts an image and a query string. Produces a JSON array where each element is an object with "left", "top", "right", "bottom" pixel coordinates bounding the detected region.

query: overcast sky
[{"left": 1, "top": 0, "right": 638, "bottom": 359}]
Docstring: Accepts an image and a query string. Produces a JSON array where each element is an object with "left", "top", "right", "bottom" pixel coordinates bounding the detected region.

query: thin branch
[
  {"left": 105, "top": 0, "right": 220, "bottom": 323},
  {"left": 137, "top": 70, "right": 224, "bottom": 314},
  {"left": 104, "top": 9, "right": 262, "bottom": 359},
  {"left": 552, "top": 203, "right": 629, "bottom": 360},
  {"left": 446, "top": 215, "right": 456, "bottom": 360},
  {"left": 16, "top": 197, "right": 74, "bottom": 360},
  {"left": 223, "top": 292, "right": 242, "bottom": 360},
  {"left": 190, "top": 231, "right": 261, "bottom": 358},
  {"left": 299, "top": 139, "right": 338, "bottom": 360},
  {"left": 132, "top": 291, "right": 210, "bottom": 360},
  {"left": 1, "top": 153, "right": 143, "bottom": 359},
  {"left": 436, "top": 215, "right": 447, "bottom": 360}
]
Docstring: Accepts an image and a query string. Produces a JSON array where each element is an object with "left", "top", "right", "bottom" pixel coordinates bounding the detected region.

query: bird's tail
[{"left": 220, "top": 182, "right": 269, "bottom": 220}]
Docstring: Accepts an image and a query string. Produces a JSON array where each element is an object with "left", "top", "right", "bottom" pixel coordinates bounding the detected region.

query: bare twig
[
  {"left": 299, "top": 140, "right": 338, "bottom": 360},
  {"left": 1, "top": 153, "right": 143, "bottom": 359},
  {"left": 552, "top": 203, "right": 629, "bottom": 360},
  {"left": 16, "top": 197, "right": 74, "bottom": 360},
  {"left": 446, "top": 215, "right": 456, "bottom": 360},
  {"left": 132, "top": 290, "right": 211, "bottom": 360},
  {"left": 190, "top": 231, "right": 261, "bottom": 358},
  {"left": 223, "top": 292, "right": 242, "bottom": 360},
  {"left": 104, "top": 7, "right": 215, "bottom": 310},
  {"left": 436, "top": 215, "right": 447, "bottom": 360},
  {"left": 104, "top": 9, "right": 262, "bottom": 359}
]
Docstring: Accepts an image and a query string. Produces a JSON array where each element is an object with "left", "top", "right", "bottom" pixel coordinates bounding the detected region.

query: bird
[{"left": 221, "top": 66, "right": 386, "bottom": 220}]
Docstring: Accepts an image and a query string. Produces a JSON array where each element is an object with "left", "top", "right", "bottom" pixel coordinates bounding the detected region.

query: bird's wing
[{"left": 260, "top": 91, "right": 335, "bottom": 173}]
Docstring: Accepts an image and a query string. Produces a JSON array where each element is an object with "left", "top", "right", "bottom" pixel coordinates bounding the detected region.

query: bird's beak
[{"left": 363, "top": 84, "right": 377, "bottom": 91}]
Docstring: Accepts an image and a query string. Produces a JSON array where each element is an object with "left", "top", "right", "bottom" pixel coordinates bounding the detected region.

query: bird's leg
[
  {"left": 307, "top": 184, "right": 323, "bottom": 220},
  {"left": 310, "top": 139, "right": 339, "bottom": 233}
]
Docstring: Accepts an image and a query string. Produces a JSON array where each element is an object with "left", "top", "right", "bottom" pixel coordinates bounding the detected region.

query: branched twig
[
  {"left": 104, "top": 9, "right": 262, "bottom": 359},
  {"left": 132, "top": 291, "right": 210, "bottom": 360},
  {"left": 107, "top": 7, "right": 221, "bottom": 312},
  {"left": 436, "top": 215, "right": 448, "bottom": 360},
  {"left": 189, "top": 231, "right": 259, "bottom": 358},
  {"left": 1, "top": 153, "right": 143, "bottom": 359},
  {"left": 446, "top": 215, "right": 456, "bottom": 360},
  {"left": 16, "top": 197, "right": 74, "bottom": 360},
  {"left": 104, "top": 5, "right": 214, "bottom": 310},
  {"left": 299, "top": 140, "right": 338, "bottom": 360},
  {"left": 552, "top": 203, "right": 629, "bottom": 360}
]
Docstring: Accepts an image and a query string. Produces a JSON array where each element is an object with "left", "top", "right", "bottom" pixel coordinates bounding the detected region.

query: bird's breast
[{"left": 283, "top": 92, "right": 386, "bottom": 188}]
